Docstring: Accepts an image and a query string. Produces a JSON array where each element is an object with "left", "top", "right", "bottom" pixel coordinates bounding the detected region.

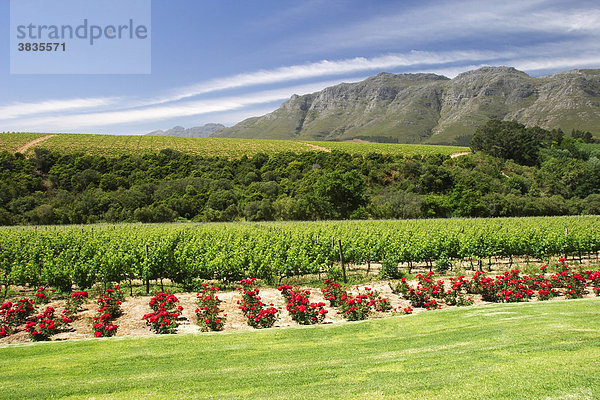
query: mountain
[
  {"left": 148, "top": 123, "right": 225, "bottom": 137},
  {"left": 213, "top": 67, "right": 600, "bottom": 145}
]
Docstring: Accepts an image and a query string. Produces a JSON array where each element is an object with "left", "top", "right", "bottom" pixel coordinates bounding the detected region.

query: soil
[
  {"left": 0, "top": 282, "right": 413, "bottom": 344},
  {"left": 450, "top": 151, "right": 471, "bottom": 158},
  {"left": 303, "top": 143, "right": 332, "bottom": 152},
  {"left": 2, "top": 279, "right": 596, "bottom": 345}
]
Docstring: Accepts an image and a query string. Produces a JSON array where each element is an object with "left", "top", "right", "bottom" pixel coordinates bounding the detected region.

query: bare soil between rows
[{"left": 2, "top": 280, "right": 597, "bottom": 345}]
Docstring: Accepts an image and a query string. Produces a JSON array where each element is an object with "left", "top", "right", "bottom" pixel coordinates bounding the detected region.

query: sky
[{"left": 1, "top": 0, "right": 599, "bottom": 135}]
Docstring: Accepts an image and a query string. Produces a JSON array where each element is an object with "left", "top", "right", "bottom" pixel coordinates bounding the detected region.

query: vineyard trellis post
[
  {"left": 337, "top": 239, "right": 347, "bottom": 283},
  {"left": 145, "top": 244, "right": 150, "bottom": 294}
]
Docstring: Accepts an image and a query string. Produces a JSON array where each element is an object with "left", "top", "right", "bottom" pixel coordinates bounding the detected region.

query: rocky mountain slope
[
  {"left": 148, "top": 123, "right": 225, "bottom": 137},
  {"left": 213, "top": 67, "right": 600, "bottom": 145}
]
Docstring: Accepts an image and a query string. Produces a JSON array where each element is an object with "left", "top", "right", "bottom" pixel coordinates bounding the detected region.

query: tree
[
  {"left": 571, "top": 129, "right": 595, "bottom": 144},
  {"left": 313, "top": 170, "right": 367, "bottom": 218},
  {"left": 470, "top": 119, "right": 540, "bottom": 165}
]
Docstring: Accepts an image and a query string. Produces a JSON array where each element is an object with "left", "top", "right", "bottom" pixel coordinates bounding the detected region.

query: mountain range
[
  {"left": 212, "top": 67, "right": 600, "bottom": 145},
  {"left": 147, "top": 123, "right": 225, "bottom": 137}
]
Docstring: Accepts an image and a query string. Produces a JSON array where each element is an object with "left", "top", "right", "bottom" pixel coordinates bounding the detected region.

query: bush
[
  {"left": 435, "top": 254, "right": 452, "bottom": 273},
  {"left": 321, "top": 279, "right": 347, "bottom": 307},
  {"left": 143, "top": 293, "right": 182, "bottom": 334},
  {"left": 142, "top": 308, "right": 180, "bottom": 334},
  {"left": 380, "top": 258, "right": 401, "bottom": 279},
  {"left": 33, "top": 287, "right": 55, "bottom": 305},
  {"left": 339, "top": 292, "right": 372, "bottom": 321},
  {"left": 195, "top": 283, "right": 226, "bottom": 332},
  {"left": 280, "top": 287, "right": 327, "bottom": 325},
  {"left": 246, "top": 307, "right": 278, "bottom": 329},
  {"left": 237, "top": 278, "right": 279, "bottom": 329},
  {"left": 92, "top": 312, "right": 118, "bottom": 338},
  {"left": 63, "top": 291, "right": 89, "bottom": 317},
  {"left": 25, "top": 307, "right": 70, "bottom": 341},
  {"left": 92, "top": 286, "right": 124, "bottom": 338},
  {"left": 92, "top": 321, "right": 118, "bottom": 338},
  {"left": 149, "top": 292, "right": 180, "bottom": 312},
  {"left": 0, "top": 298, "right": 35, "bottom": 327}
]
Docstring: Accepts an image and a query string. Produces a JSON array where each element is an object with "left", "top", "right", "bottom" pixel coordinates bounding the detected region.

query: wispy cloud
[
  {"left": 4, "top": 47, "right": 600, "bottom": 132},
  {"left": 0, "top": 49, "right": 513, "bottom": 122},
  {"left": 294, "top": 0, "right": 600, "bottom": 54},
  {"left": 156, "top": 50, "right": 511, "bottom": 104},
  {"left": 3, "top": 0, "right": 599, "bottom": 133},
  {"left": 8, "top": 79, "right": 358, "bottom": 131},
  {"left": 0, "top": 97, "right": 118, "bottom": 120}
]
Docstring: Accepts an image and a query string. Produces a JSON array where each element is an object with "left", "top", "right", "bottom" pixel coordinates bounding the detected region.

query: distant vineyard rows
[{"left": 0, "top": 132, "right": 468, "bottom": 158}]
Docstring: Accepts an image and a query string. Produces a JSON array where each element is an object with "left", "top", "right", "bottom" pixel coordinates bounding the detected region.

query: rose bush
[
  {"left": 279, "top": 287, "right": 327, "bottom": 325},
  {"left": 0, "top": 298, "right": 35, "bottom": 328},
  {"left": 25, "top": 307, "right": 70, "bottom": 341},
  {"left": 321, "top": 279, "right": 347, "bottom": 307},
  {"left": 63, "top": 290, "right": 89, "bottom": 317},
  {"left": 238, "top": 278, "right": 279, "bottom": 329},
  {"left": 195, "top": 283, "right": 226, "bottom": 331},
  {"left": 33, "top": 287, "right": 55, "bottom": 305},
  {"left": 143, "top": 292, "right": 182, "bottom": 334},
  {"left": 149, "top": 292, "right": 180, "bottom": 312},
  {"left": 91, "top": 286, "right": 125, "bottom": 338}
]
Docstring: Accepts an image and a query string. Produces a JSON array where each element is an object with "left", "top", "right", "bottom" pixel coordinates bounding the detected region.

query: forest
[{"left": 0, "top": 120, "right": 599, "bottom": 225}]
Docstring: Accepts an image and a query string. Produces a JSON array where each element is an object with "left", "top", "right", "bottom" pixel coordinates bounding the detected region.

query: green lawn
[{"left": 1, "top": 298, "right": 599, "bottom": 399}]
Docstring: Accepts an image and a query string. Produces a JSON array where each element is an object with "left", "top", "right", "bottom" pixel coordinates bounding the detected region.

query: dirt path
[
  {"left": 15, "top": 134, "right": 56, "bottom": 154},
  {"left": 450, "top": 151, "right": 471, "bottom": 158},
  {"left": 303, "top": 142, "right": 332, "bottom": 152}
]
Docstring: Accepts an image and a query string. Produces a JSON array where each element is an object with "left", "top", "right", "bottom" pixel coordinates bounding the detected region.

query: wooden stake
[
  {"left": 337, "top": 239, "right": 347, "bottom": 283},
  {"left": 145, "top": 244, "right": 150, "bottom": 294}
]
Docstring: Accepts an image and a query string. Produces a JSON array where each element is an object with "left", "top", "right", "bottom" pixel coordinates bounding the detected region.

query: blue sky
[{"left": 1, "top": 0, "right": 599, "bottom": 134}]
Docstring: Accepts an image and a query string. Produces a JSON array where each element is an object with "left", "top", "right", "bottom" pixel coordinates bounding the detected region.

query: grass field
[
  {"left": 1, "top": 298, "right": 598, "bottom": 399},
  {"left": 0, "top": 132, "right": 469, "bottom": 158}
]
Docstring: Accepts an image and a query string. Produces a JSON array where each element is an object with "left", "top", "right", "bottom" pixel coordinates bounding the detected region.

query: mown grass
[
  {"left": 1, "top": 298, "right": 598, "bottom": 399},
  {"left": 0, "top": 132, "right": 469, "bottom": 158}
]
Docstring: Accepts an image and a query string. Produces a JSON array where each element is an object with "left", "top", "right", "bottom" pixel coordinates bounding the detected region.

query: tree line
[{"left": 0, "top": 121, "right": 599, "bottom": 225}]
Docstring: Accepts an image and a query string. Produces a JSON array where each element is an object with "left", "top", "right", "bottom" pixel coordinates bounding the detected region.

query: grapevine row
[{"left": 0, "top": 216, "right": 598, "bottom": 291}]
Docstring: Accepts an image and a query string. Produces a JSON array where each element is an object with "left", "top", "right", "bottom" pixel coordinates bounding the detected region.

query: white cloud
[
  {"left": 6, "top": 47, "right": 600, "bottom": 133},
  {"left": 8, "top": 79, "right": 355, "bottom": 131},
  {"left": 293, "top": 0, "right": 600, "bottom": 54},
  {"left": 0, "top": 97, "right": 117, "bottom": 120},
  {"left": 155, "top": 50, "right": 510, "bottom": 104},
  {"left": 0, "top": 50, "right": 504, "bottom": 122},
  {"left": 530, "top": 9, "right": 600, "bottom": 33},
  {"left": 512, "top": 55, "right": 600, "bottom": 74}
]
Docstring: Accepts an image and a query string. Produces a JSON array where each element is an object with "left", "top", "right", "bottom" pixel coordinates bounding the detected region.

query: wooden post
[
  {"left": 337, "top": 239, "right": 347, "bottom": 283},
  {"left": 145, "top": 244, "right": 150, "bottom": 294}
]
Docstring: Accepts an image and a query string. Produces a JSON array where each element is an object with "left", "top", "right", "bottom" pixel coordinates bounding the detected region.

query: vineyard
[
  {"left": 0, "top": 132, "right": 468, "bottom": 158},
  {"left": 307, "top": 140, "right": 469, "bottom": 156},
  {"left": 0, "top": 133, "right": 49, "bottom": 153},
  {"left": 1, "top": 216, "right": 598, "bottom": 291}
]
